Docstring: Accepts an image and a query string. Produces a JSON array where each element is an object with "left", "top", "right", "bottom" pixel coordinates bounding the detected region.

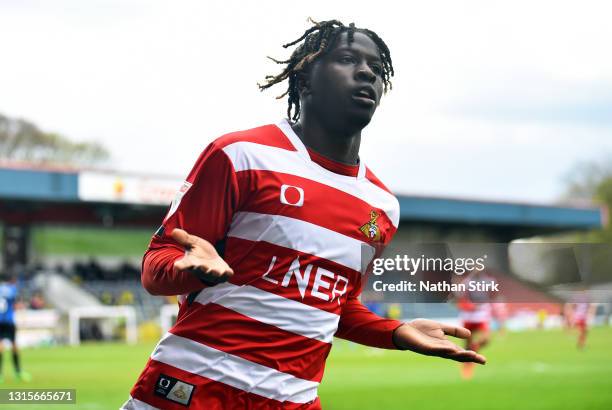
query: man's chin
[
  {"left": 349, "top": 110, "right": 375, "bottom": 130},
  {"left": 317, "top": 106, "right": 376, "bottom": 134}
]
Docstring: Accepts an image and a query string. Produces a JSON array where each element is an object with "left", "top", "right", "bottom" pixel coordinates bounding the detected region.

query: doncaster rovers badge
[{"left": 359, "top": 210, "right": 381, "bottom": 242}]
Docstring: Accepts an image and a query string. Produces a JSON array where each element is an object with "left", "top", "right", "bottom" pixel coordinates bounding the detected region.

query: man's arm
[
  {"left": 141, "top": 245, "right": 187, "bottom": 296},
  {"left": 336, "top": 297, "right": 486, "bottom": 364},
  {"left": 393, "top": 319, "right": 486, "bottom": 364},
  {"left": 141, "top": 141, "right": 240, "bottom": 296},
  {"left": 141, "top": 229, "right": 234, "bottom": 296},
  {"left": 335, "top": 296, "right": 403, "bottom": 349}
]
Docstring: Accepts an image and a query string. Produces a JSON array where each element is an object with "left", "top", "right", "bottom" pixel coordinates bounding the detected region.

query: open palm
[
  {"left": 393, "top": 319, "right": 486, "bottom": 364},
  {"left": 171, "top": 228, "right": 234, "bottom": 285}
]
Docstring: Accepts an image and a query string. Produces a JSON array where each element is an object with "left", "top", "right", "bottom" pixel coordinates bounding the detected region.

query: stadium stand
[{"left": 0, "top": 164, "right": 607, "bottom": 345}]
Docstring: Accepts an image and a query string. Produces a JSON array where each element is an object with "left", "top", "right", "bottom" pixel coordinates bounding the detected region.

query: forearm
[
  {"left": 141, "top": 246, "right": 206, "bottom": 296},
  {"left": 391, "top": 323, "right": 416, "bottom": 350},
  {"left": 335, "top": 299, "right": 403, "bottom": 349}
]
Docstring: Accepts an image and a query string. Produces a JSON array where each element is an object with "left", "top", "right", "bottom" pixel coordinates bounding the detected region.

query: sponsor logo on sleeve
[
  {"left": 154, "top": 373, "right": 195, "bottom": 406},
  {"left": 164, "top": 181, "right": 193, "bottom": 222}
]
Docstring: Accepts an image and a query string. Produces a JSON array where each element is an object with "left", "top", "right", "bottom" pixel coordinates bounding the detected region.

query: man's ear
[{"left": 297, "top": 72, "right": 311, "bottom": 97}]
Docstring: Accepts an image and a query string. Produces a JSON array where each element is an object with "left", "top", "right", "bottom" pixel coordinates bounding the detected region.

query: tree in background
[
  {"left": 564, "top": 159, "right": 612, "bottom": 204},
  {"left": 563, "top": 158, "right": 612, "bottom": 244},
  {"left": 0, "top": 112, "right": 109, "bottom": 168}
]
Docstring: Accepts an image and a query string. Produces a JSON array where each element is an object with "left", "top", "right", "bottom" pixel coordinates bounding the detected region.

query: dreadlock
[{"left": 258, "top": 18, "right": 394, "bottom": 121}]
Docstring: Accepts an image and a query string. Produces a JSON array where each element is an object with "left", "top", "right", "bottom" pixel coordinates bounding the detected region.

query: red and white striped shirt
[{"left": 124, "top": 120, "right": 402, "bottom": 410}]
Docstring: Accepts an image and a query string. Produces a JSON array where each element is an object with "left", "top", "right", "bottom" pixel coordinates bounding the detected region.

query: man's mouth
[{"left": 352, "top": 87, "right": 377, "bottom": 106}]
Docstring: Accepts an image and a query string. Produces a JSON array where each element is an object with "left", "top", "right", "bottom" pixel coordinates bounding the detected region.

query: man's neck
[{"left": 291, "top": 116, "right": 361, "bottom": 165}]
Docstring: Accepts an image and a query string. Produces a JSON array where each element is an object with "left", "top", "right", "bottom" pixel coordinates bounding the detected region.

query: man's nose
[{"left": 355, "top": 63, "right": 376, "bottom": 83}]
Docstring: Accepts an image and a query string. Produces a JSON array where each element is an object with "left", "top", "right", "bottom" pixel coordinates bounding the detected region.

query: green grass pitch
[
  {"left": 32, "top": 226, "right": 152, "bottom": 256},
  {"left": 1, "top": 327, "right": 611, "bottom": 409}
]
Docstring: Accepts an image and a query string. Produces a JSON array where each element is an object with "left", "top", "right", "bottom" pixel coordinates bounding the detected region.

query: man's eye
[
  {"left": 371, "top": 65, "right": 383, "bottom": 75},
  {"left": 340, "top": 55, "right": 356, "bottom": 64}
]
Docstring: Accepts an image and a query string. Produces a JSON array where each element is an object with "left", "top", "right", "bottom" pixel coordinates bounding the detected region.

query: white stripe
[
  {"left": 276, "top": 119, "right": 367, "bottom": 180},
  {"left": 151, "top": 333, "right": 319, "bottom": 404},
  {"left": 120, "top": 396, "right": 159, "bottom": 410},
  {"left": 221, "top": 140, "right": 399, "bottom": 227},
  {"left": 194, "top": 281, "right": 340, "bottom": 343},
  {"left": 276, "top": 118, "right": 309, "bottom": 157},
  {"left": 228, "top": 211, "right": 370, "bottom": 273}
]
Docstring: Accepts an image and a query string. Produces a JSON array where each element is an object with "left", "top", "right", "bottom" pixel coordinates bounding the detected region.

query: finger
[
  {"left": 190, "top": 268, "right": 231, "bottom": 285},
  {"left": 449, "top": 350, "right": 487, "bottom": 364},
  {"left": 199, "top": 264, "right": 234, "bottom": 278},
  {"left": 473, "top": 352, "right": 487, "bottom": 364},
  {"left": 206, "top": 270, "right": 234, "bottom": 280},
  {"left": 171, "top": 228, "right": 197, "bottom": 248},
  {"left": 173, "top": 257, "right": 194, "bottom": 273},
  {"left": 219, "top": 267, "right": 234, "bottom": 277},
  {"left": 442, "top": 346, "right": 487, "bottom": 364},
  {"left": 440, "top": 324, "right": 471, "bottom": 339},
  {"left": 431, "top": 340, "right": 484, "bottom": 362}
]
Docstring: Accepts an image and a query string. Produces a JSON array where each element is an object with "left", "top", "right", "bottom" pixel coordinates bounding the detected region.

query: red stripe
[
  {"left": 170, "top": 302, "right": 331, "bottom": 381},
  {"left": 214, "top": 124, "right": 297, "bottom": 151},
  {"left": 306, "top": 147, "right": 358, "bottom": 177},
  {"left": 223, "top": 238, "right": 359, "bottom": 313},
  {"left": 130, "top": 359, "right": 321, "bottom": 410},
  {"left": 235, "top": 169, "right": 397, "bottom": 245},
  {"left": 365, "top": 166, "right": 394, "bottom": 195}
]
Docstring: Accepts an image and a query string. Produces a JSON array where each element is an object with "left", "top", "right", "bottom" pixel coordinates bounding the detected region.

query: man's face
[{"left": 302, "top": 31, "right": 385, "bottom": 133}]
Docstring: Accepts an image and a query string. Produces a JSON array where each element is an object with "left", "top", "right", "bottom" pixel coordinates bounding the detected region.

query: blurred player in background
[
  {"left": 456, "top": 270, "right": 495, "bottom": 380},
  {"left": 0, "top": 273, "right": 30, "bottom": 383},
  {"left": 491, "top": 299, "right": 508, "bottom": 336},
  {"left": 536, "top": 308, "right": 548, "bottom": 330},
  {"left": 562, "top": 302, "right": 573, "bottom": 332},
  {"left": 123, "top": 19, "right": 485, "bottom": 409},
  {"left": 571, "top": 301, "right": 595, "bottom": 350}
]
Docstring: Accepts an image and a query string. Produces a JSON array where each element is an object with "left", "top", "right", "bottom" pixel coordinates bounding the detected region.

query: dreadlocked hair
[{"left": 258, "top": 18, "right": 394, "bottom": 121}]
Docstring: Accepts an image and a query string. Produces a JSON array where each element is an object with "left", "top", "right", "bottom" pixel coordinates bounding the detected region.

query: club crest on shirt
[
  {"left": 173, "top": 385, "right": 187, "bottom": 400},
  {"left": 359, "top": 210, "right": 381, "bottom": 242}
]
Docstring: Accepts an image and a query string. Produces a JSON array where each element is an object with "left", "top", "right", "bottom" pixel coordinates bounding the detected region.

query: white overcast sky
[{"left": 1, "top": 0, "right": 611, "bottom": 204}]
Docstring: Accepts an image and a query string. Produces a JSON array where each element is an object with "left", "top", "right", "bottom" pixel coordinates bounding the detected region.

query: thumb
[{"left": 171, "top": 228, "right": 196, "bottom": 248}]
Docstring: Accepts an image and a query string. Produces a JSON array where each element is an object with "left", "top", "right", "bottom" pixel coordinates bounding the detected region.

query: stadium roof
[
  {"left": 0, "top": 166, "right": 605, "bottom": 231},
  {"left": 398, "top": 195, "right": 603, "bottom": 229}
]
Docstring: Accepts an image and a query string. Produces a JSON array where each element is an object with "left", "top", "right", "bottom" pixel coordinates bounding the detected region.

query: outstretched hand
[
  {"left": 171, "top": 228, "right": 234, "bottom": 285},
  {"left": 392, "top": 319, "right": 486, "bottom": 364}
]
